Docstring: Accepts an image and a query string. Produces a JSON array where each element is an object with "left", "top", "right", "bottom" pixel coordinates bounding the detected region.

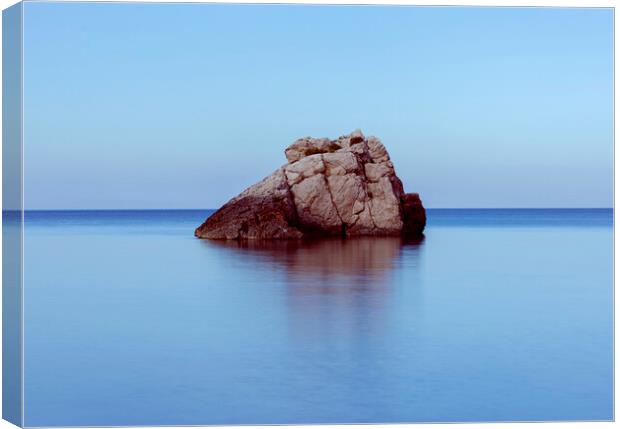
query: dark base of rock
[
  {"left": 195, "top": 192, "right": 426, "bottom": 240},
  {"left": 194, "top": 196, "right": 303, "bottom": 240},
  {"left": 401, "top": 193, "right": 426, "bottom": 236}
]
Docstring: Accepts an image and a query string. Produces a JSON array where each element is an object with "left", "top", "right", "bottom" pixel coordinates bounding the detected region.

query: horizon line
[{"left": 4, "top": 207, "right": 615, "bottom": 212}]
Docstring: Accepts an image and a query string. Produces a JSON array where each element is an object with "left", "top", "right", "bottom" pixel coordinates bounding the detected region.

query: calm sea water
[{"left": 20, "top": 209, "right": 613, "bottom": 426}]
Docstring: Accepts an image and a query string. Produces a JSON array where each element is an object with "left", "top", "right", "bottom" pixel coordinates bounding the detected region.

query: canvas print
[{"left": 2, "top": 2, "right": 614, "bottom": 427}]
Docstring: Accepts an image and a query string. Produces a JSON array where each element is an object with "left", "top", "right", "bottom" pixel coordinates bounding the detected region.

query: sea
[{"left": 12, "top": 208, "right": 614, "bottom": 426}]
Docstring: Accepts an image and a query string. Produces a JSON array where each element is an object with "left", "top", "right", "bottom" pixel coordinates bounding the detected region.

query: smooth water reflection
[
  {"left": 207, "top": 236, "right": 423, "bottom": 282},
  {"left": 206, "top": 238, "right": 424, "bottom": 349},
  {"left": 22, "top": 210, "right": 613, "bottom": 426}
]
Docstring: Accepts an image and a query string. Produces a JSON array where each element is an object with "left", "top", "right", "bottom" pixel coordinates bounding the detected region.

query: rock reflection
[
  {"left": 205, "top": 237, "right": 425, "bottom": 345},
  {"left": 206, "top": 236, "right": 424, "bottom": 289}
]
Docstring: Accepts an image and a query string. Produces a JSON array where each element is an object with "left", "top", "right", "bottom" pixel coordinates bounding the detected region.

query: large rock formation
[{"left": 195, "top": 130, "right": 426, "bottom": 239}]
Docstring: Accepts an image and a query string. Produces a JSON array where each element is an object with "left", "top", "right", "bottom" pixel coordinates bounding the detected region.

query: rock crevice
[
  {"left": 320, "top": 154, "right": 345, "bottom": 228},
  {"left": 195, "top": 130, "right": 426, "bottom": 239}
]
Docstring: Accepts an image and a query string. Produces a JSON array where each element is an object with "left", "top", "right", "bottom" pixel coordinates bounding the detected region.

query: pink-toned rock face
[
  {"left": 194, "top": 168, "right": 303, "bottom": 240},
  {"left": 195, "top": 130, "right": 426, "bottom": 239}
]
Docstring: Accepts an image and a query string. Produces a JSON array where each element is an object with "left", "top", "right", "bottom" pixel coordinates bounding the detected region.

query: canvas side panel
[{"left": 3, "top": 2, "right": 24, "bottom": 427}]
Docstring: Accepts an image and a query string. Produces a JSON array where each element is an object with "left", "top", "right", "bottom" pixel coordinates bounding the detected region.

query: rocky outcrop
[{"left": 195, "top": 130, "right": 426, "bottom": 239}]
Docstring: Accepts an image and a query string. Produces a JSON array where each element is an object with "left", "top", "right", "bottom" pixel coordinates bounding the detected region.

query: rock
[
  {"left": 194, "top": 168, "right": 303, "bottom": 240},
  {"left": 285, "top": 137, "right": 340, "bottom": 163},
  {"left": 195, "top": 130, "right": 426, "bottom": 239},
  {"left": 401, "top": 192, "right": 427, "bottom": 235}
]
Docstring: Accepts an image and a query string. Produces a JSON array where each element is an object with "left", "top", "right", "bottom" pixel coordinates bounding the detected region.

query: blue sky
[{"left": 22, "top": 3, "right": 613, "bottom": 209}]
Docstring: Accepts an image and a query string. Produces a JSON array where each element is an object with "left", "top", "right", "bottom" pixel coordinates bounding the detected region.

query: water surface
[{"left": 22, "top": 209, "right": 613, "bottom": 426}]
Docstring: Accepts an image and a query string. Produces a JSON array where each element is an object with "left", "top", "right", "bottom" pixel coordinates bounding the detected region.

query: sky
[{"left": 21, "top": 2, "right": 613, "bottom": 209}]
